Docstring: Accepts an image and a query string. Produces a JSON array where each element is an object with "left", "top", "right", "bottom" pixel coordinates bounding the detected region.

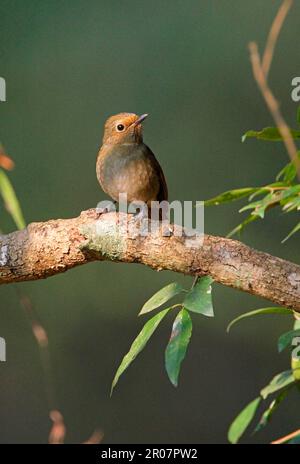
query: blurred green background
[{"left": 1, "top": 0, "right": 300, "bottom": 444}]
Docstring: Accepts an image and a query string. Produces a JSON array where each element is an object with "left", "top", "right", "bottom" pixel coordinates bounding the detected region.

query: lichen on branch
[{"left": 0, "top": 208, "right": 299, "bottom": 311}]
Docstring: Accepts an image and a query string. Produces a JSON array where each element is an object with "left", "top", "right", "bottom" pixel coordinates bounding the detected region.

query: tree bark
[{"left": 0, "top": 208, "right": 300, "bottom": 311}]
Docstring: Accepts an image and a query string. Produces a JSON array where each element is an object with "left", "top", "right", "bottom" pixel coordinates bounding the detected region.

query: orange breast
[{"left": 96, "top": 143, "right": 161, "bottom": 204}]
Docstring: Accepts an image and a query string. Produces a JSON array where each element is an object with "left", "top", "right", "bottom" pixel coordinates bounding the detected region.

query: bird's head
[{"left": 102, "top": 113, "right": 148, "bottom": 145}]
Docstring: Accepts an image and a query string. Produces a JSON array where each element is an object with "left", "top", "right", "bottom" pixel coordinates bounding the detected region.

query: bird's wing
[{"left": 143, "top": 144, "right": 168, "bottom": 202}]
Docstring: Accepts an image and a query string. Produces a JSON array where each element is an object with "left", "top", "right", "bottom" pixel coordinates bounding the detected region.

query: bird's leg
[
  {"left": 128, "top": 201, "right": 148, "bottom": 220},
  {"left": 150, "top": 203, "right": 173, "bottom": 237},
  {"left": 134, "top": 206, "right": 149, "bottom": 221},
  {"left": 127, "top": 201, "right": 150, "bottom": 237},
  {"left": 96, "top": 200, "right": 117, "bottom": 217},
  {"left": 161, "top": 222, "right": 173, "bottom": 237}
]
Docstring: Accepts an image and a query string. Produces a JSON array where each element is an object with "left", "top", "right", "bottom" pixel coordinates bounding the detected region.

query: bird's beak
[{"left": 133, "top": 113, "right": 148, "bottom": 126}]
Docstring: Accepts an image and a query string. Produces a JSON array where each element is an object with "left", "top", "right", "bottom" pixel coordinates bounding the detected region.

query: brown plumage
[{"left": 96, "top": 113, "right": 168, "bottom": 215}]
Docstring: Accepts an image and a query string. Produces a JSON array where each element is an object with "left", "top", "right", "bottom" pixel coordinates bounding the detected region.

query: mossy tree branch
[{"left": 0, "top": 208, "right": 300, "bottom": 311}]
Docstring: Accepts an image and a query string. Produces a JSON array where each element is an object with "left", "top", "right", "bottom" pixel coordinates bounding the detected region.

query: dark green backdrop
[{"left": 0, "top": 0, "right": 299, "bottom": 443}]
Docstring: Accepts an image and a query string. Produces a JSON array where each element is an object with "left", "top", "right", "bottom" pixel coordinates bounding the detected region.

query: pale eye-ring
[{"left": 116, "top": 123, "right": 125, "bottom": 132}]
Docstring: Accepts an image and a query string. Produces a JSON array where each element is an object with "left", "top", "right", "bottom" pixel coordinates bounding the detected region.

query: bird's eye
[{"left": 116, "top": 124, "right": 125, "bottom": 132}]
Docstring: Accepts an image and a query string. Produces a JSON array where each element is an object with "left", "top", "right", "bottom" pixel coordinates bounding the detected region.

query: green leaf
[
  {"left": 228, "top": 397, "right": 261, "bottom": 444},
  {"left": 227, "top": 214, "right": 259, "bottom": 238},
  {"left": 297, "top": 106, "right": 300, "bottom": 126},
  {"left": 248, "top": 188, "right": 269, "bottom": 201},
  {"left": 239, "top": 192, "right": 281, "bottom": 219},
  {"left": 278, "top": 329, "right": 300, "bottom": 353},
  {"left": 183, "top": 276, "right": 214, "bottom": 317},
  {"left": 281, "top": 196, "right": 300, "bottom": 213},
  {"left": 281, "top": 185, "right": 300, "bottom": 199},
  {"left": 247, "top": 183, "right": 286, "bottom": 202},
  {"left": 165, "top": 309, "right": 192, "bottom": 387},
  {"left": 227, "top": 307, "right": 293, "bottom": 333},
  {"left": 111, "top": 307, "right": 170, "bottom": 395},
  {"left": 276, "top": 162, "right": 297, "bottom": 184},
  {"left": 282, "top": 222, "right": 300, "bottom": 243},
  {"left": 294, "top": 319, "right": 300, "bottom": 330},
  {"left": 139, "top": 282, "right": 184, "bottom": 315},
  {"left": 242, "top": 127, "right": 300, "bottom": 142},
  {"left": 260, "top": 370, "right": 295, "bottom": 399},
  {"left": 0, "top": 169, "right": 26, "bottom": 230},
  {"left": 203, "top": 188, "right": 259, "bottom": 207},
  {"left": 254, "top": 389, "right": 288, "bottom": 433}
]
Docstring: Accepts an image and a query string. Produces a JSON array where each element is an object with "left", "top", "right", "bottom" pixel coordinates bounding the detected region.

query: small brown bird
[{"left": 96, "top": 113, "right": 168, "bottom": 217}]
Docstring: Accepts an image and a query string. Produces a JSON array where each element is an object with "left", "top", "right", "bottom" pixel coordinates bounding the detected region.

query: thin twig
[
  {"left": 15, "top": 287, "right": 57, "bottom": 411},
  {"left": 262, "top": 0, "right": 293, "bottom": 78},
  {"left": 14, "top": 287, "right": 65, "bottom": 443},
  {"left": 49, "top": 410, "right": 66, "bottom": 444},
  {"left": 83, "top": 429, "right": 104, "bottom": 445},
  {"left": 15, "top": 286, "right": 103, "bottom": 444},
  {"left": 271, "top": 428, "right": 300, "bottom": 444},
  {"left": 0, "top": 143, "right": 14, "bottom": 171},
  {"left": 248, "top": 1, "right": 300, "bottom": 179}
]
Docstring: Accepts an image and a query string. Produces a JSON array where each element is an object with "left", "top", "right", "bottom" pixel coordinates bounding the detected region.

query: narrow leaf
[
  {"left": 165, "top": 308, "right": 192, "bottom": 387},
  {"left": 228, "top": 397, "right": 261, "bottom": 444},
  {"left": 297, "top": 106, "right": 300, "bottom": 126},
  {"left": 291, "top": 357, "right": 300, "bottom": 381},
  {"left": 282, "top": 222, "right": 300, "bottom": 243},
  {"left": 139, "top": 282, "right": 184, "bottom": 315},
  {"left": 278, "top": 329, "right": 300, "bottom": 353},
  {"left": 239, "top": 192, "right": 281, "bottom": 219},
  {"left": 227, "top": 214, "right": 258, "bottom": 238},
  {"left": 254, "top": 389, "right": 288, "bottom": 433},
  {"left": 203, "top": 188, "right": 259, "bottom": 207},
  {"left": 242, "top": 127, "right": 300, "bottom": 142},
  {"left": 281, "top": 196, "right": 300, "bottom": 213},
  {"left": 111, "top": 308, "right": 170, "bottom": 394},
  {"left": 227, "top": 307, "right": 293, "bottom": 333},
  {"left": 294, "top": 319, "right": 300, "bottom": 330},
  {"left": 248, "top": 187, "right": 269, "bottom": 201},
  {"left": 0, "top": 169, "right": 26, "bottom": 230},
  {"left": 260, "top": 370, "right": 295, "bottom": 400},
  {"left": 276, "top": 162, "right": 297, "bottom": 184},
  {"left": 291, "top": 320, "right": 300, "bottom": 381},
  {"left": 183, "top": 276, "right": 214, "bottom": 317},
  {"left": 281, "top": 185, "right": 300, "bottom": 199}
]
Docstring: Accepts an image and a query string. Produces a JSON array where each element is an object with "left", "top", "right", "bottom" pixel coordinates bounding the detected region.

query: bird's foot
[
  {"left": 133, "top": 208, "right": 148, "bottom": 221},
  {"left": 95, "top": 200, "right": 117, "bottom": 218},
  {"left": 127, "top": 202, "right": 148, "bottom": 221},
  {"left": 161, "top": 222, "right": 173, "bottom": 237}
]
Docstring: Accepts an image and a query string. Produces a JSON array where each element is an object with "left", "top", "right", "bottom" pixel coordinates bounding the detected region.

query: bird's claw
[
  {"left": 161, "top": 223, "right": 173, "bottom": 237},
  {"left": 96, "top": 200, "right": 117, "bottom": 217}
]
